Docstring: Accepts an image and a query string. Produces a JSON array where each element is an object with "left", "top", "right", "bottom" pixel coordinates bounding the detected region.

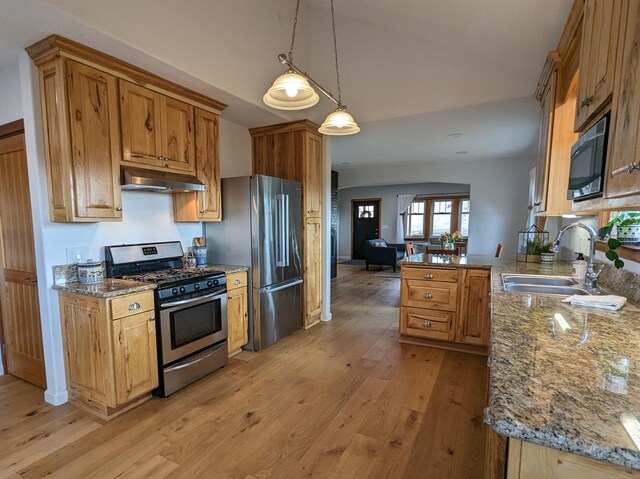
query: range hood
[{"left": 121, "top": 167, "right": 206, "bottom": 193}]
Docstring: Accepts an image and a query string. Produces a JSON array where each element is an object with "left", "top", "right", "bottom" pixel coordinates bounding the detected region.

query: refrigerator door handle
[
  {"left": 259, "top": 278, "right": 304, "bottom": 294},
  {"left": 285, "top": 194, "right": 290, "bottom": 267},
  {"left": 276, "top": 194, "right": 285, "bottom": 267}
]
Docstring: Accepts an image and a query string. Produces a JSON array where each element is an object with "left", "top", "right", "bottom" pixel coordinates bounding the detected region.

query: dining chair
[
  {"left": 495, "top": 243, "right": 503, "bottom": 258},
  {"left": 405, "top": 242, "right": 414, "bottom": 256}
]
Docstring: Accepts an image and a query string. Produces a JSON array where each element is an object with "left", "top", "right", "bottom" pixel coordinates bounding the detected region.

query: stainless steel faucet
[{"left": 551, "top": 222, "right": 603, "bottom": 289}]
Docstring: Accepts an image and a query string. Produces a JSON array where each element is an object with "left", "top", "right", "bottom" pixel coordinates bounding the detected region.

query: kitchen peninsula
[{"left": 400, "top": 254, "right": 640, "bottom": 477}]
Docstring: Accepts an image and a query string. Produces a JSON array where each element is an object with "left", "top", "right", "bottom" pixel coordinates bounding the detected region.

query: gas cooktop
[{"left": 120, "top": 268, "right": 223, "bottom": 286}]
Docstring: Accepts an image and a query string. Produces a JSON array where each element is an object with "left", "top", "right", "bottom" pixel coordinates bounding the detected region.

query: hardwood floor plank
[{"left": 326, "top": 433, "right": 384, "bottom": 479}]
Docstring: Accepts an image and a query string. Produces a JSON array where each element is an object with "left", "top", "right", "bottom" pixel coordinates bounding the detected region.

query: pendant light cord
[
  {"left": 288, "top": 0, "right": 301, "bottom": 63},
  {"left": 330, "top": 0, "right": 342, "bottom": 106}
]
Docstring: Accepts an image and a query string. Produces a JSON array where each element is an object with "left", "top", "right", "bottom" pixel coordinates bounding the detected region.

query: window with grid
[
  {"left": 459, "top": 199, "right": 470, "bottom": 237},
  {"left": 430, "top": 200, "right": 453, "bottom": 236},
  {"left": 405, "top": 200, "right": 426, "bottom": 238}
]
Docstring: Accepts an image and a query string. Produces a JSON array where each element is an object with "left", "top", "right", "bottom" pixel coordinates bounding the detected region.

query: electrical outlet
[
  {"left": 382, "top": 224, "right": 388, "bottom": 230},
  {"left": 66, "top": 247, "right": 89, "bottom": 264}
]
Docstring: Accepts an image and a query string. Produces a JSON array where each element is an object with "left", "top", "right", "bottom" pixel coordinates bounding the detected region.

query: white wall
[
  {"left": 338, "top": 182, "right": 470, "bottom": 257},
  {"left": 337, "top": 155, "right": 536, "bottom": 258},
  {"left": 15, "top": 51, "right": 251, "bottom": 404},
  {"left": 0, "top": 62, "right": 22, "bottom": 124}
]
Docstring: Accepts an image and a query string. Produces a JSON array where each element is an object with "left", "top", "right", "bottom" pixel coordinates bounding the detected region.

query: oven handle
[
  {"left": 164, "top": 342, "right": 226, "bottom": 372},
  {"left": 160, "top": 291, "right": 225, "bottom": 308}
]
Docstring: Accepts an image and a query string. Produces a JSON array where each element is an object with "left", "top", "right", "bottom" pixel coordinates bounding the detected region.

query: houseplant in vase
[
  {"left": 539, "top": 242, "right": 556, "bottom": 265},
  {"left": 440, "top": 231, "right": 463, "bottom": 250},
  {"left": 598, "top": 212, "right": 640, "bottom": 269}
]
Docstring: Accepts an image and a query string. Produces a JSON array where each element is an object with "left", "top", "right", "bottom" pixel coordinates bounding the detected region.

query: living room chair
[{"left": 365, "top": 239, "right": 406, "bottom": 272}]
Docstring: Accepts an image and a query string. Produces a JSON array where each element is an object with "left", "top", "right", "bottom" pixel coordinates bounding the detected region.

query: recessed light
[
  {"left": 341, "top": 162, "right": 351, "bottom": 165},
  {"left": 448, "top": 133, "right": 462, "bottom": 139},
  {"left": 455, "top": 151, "right": 468, "bottom": 155}
]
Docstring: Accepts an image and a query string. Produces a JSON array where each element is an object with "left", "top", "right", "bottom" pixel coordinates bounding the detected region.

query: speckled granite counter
[
  {"left": 399, "top": 253, "right": 498, "bottom": 269},
  {"left": 486, "top": 260, "right": 640, "bottom": 470},
  {"left": 196, "top": 264, "right": 249, "bottom": 275},
  {"left": 52, "top": 279, "right": 156, "bottom": 299}
]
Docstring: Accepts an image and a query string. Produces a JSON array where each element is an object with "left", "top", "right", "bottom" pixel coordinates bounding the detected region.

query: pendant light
[{"left": 262, "top": 0, "right": 360, "bottom": 135}]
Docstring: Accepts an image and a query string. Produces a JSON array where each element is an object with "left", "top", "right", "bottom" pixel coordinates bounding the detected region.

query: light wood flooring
[{"left": 0, "top": 264, "right": 487, "bottom": 478}]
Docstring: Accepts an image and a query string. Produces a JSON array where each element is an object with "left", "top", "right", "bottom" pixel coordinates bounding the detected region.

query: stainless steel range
[{"left": 105, "top": 241, "right": 228, "bottom": 397}]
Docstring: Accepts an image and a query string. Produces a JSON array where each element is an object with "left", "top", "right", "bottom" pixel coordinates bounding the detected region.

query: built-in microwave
[{"left": 567, "top": 112, "right": 610, "bottom": 201}]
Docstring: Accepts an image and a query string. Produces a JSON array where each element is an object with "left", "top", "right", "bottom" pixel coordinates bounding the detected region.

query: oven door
[{"left": 159, "top": 291, "right": 227, "bottom": 365}]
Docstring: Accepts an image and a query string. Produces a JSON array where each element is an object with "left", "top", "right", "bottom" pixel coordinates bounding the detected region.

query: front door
[
  {"left": 0, "top": 131, "right": 46, "bottom": 388},
  {"left": 352, "top": 200, "right": 380, "bottom": 259}
]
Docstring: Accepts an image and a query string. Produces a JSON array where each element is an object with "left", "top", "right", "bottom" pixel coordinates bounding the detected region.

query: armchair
[{"left": 365, "top": 239, "right": 406, "bottom": 272}]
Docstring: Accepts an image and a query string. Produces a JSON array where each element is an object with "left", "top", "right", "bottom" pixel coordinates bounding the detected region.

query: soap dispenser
[{"left": 572, "top": 252, "right": 587, "bottom": 280}]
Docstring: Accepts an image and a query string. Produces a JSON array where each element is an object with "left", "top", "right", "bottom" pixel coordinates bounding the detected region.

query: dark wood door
[{"left": 352, "top": 200, "right": 380, "bottom": 259}]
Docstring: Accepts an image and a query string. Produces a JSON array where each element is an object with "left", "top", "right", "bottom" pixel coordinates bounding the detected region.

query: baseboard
[
  {"left": 320, "top": 312, "right": 332, "bottom": 322},
  {"left": 44, "top": 388, "right": 69, "bottom": 406}
]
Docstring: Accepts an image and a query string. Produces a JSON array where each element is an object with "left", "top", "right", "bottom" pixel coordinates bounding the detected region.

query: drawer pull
[
  {"left": 611, "top": 161, "right": 640, "bottom": 177},
  {"left": 424, "top": 273, "right": 434, "bottom": 279},
  {"left": 149, "top": 316, "right": 155, "bottom": 322},
  {"left": 234, "top": 279, "right": 241, "bottom": 285},
  {"left": 423, "top": 293, "right": 433, "bottom": 299},
  {"left": 128, "top": 302, "right": 141, "bottom": 311},
  {"left": 422, "top": 320, "right": 432, "bottom": 328}
]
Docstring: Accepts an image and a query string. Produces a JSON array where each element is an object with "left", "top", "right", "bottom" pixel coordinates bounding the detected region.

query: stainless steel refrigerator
[{"left": 204, "top": 175, "right": 302, "bottom": 351}]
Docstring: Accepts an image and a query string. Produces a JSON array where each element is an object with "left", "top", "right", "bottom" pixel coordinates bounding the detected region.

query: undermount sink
[
  {"left": 501, "top": 274, "right": 578, "bottom": 287},
  {"left": 500, "top": 273, "right": 592, "bottom": 296}
]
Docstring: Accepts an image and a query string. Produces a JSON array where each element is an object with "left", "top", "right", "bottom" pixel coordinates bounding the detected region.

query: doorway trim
[{"left": 350, "top": 198, "right": 382, "bottom": 259}]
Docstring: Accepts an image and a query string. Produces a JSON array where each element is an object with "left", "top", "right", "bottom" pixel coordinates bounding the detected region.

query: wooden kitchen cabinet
[
  {"left": 120, "top": 80, "right": 195, "bottom": 174},
  {"left": 574, "top": 0, "right": 622, "bottom": 132},
  {"left": 226, "top": 271, "right": 248, "bottom": 356},
  {"left": 174, "top": 109, "right": 222, "bottom": 221},
  {"left": 605, "top": 0, "right": 640, "bottom": 200},
  {"left": 250, "top": 120, "right": 324, "bottom": 328},
  {"left": 38, "top": 59, "right": 122, "bottom": 222},
  {"left": 533, "top": 69, "right": 557, "bottom": 214},
  {"left": 58, "top": 290, "right": 158, "bottom": 419},
  {"left": 399, "top": 265, "right": 490, "bottom": 353}
]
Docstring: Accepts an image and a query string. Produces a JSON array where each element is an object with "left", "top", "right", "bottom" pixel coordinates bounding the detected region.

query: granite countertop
[
  {"left": 52, "top": 279, "right": 156, "bottom": 299},
  {"left": 487, "top": 260, "right": 640, "bottom": 470},
  {"left": 399, "top": 253, "right": 501, "bottom": 269},
  {"left": 196, "top": 264, "right": 249, "bottom": 274}
]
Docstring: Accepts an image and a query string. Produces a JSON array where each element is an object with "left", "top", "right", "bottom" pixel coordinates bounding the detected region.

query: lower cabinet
[
  {"left": 399, "top": 266, "right": 490, "bottom": 352},
  {"left": 506, "top": 438, "right": 640, "bottom": 478},
  {"left": 226, "top": 271, "right": 248, "bottom": 357},
  {"left": 304, "top": 217, "right": 322, "bottom": 328},
  {"left": 58, "top": 290, "right": 158, "bottom": 419}
]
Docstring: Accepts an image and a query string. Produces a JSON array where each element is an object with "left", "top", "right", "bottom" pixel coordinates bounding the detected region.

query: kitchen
[{"left": 1, "top": 0, "right": 640, "bottom": 478}]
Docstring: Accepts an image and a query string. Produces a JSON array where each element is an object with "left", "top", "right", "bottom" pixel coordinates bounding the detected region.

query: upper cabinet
[
  {"left": 574, "top": 0, "right": 622, "bottom": 131},
  {"left": 605, "top": 0, "right": 640, "bottom": 199},
  {"left": 533, "top": 69, "right": 557, "bottom": 214},
  {"left": 27, "top": 35, "right": 226, "bottom": 223}
]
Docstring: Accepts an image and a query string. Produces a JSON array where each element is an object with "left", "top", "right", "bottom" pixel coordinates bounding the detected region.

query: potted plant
[
  {"left": 539, "top": 242, "right": 556, "bottom": 264},
  {"left": 598, "top": 212, "right": 640, "bottom": 269},
  {"left": 440, "top": 231, "right": 463, "bottom": 250}
]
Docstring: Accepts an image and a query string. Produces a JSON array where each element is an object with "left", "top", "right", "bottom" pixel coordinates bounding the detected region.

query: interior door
[
  {"left": 0, "top": 132, "right": 46, "bottom": 388},
  {"left": 352, "top": 200, "right": 380, "bottom": 259}
]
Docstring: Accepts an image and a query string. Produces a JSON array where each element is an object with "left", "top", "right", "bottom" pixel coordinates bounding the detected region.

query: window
[
  {"left": 403, "top": 197, "right": 470, "bottom": 240},
  {"left": 431, "top": 200, "right": 453, "bottom": 236},
  {"left": 459, "top": 199, "right": 470, "bottom": 237},
  {"left": 405, "top": 200, "right": 426, "bottom": 238},
  {"left": 357, "top": 205, "right": 375, "bottom": 218}
]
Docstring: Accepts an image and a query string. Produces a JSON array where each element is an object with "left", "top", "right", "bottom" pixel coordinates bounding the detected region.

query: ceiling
[{"left": 0, "top": 0, "right": 573, "bottom": 168}]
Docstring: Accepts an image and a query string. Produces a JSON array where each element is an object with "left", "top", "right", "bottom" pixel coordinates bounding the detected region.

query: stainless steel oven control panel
[{"left": 157, "top": 275, "right": 226, "bottom": 301}]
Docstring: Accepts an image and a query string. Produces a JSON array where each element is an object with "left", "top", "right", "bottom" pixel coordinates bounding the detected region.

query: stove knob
[
  {"left": 179, "top": 286, "right": 186, "bottom": 294},
  {"left": 207, "top": 280, "right": 213, "bottom": 287},
  {"left": 171, "top": 288, "right": 179, "bottom": 296},
  {"left": 213, "top": 279, "right": 219, "bottom": 286},
  {"left": 194, "top": 283, "right": 200, "bottom": 290}
]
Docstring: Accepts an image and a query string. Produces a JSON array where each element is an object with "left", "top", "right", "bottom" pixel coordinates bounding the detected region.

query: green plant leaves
[
  {"left": 614, "top": 258, "right": 625, "bottom": 269},
  {"left": 605, "top": 249, "right": 619, "bottom": 261},
  {"left": 607, "top": 238, "right": 622, "bottom": 249}
]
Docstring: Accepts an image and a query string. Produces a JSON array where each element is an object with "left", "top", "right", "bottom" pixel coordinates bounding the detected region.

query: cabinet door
[
  {"left": 457, "top": 269, "right": 490, "bottom": 346},
  {"left": 252, "top": 131, "right": 303, "bottom": 182},
  {"left": 533, "top": 70, "right": 557, "bottom": 213},
  {"left": 112, "top": 311, "right": 159, "bottom": 405},
  {"left": 575, "top": 0, "right": 622, "bottom": 131},
  {"left": 67, "top": 61, "right": 122, "bottom": 219},
  {"left": 227, "top": 287, "right": 248, "bottom": 356},
  {"left": 606, "top": 0, "right": 640, "bottom": 199},
  {"left": 303, "top": 132, "right": 322, "bottom": 217},
  {"left": 160, "top": 96, "right": 195, "bottom": 173},
  {"left": 304, "top": 216, "right": 322, "bottom": 327},
  {"left": 119, "top": 80, "right": 163, "bottom": 168},
  {"left": 60, "top": 294, "right": 116, "bottom": 407}
]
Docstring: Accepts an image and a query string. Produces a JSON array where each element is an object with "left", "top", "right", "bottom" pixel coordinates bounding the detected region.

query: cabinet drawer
[
  {"left": 110, "top": 291, "right": 154, "bottom": 319},
  {"left": 401, "top": 307, "right": 454, "bottom": 341},
  {"left": 226, "top": 271, "right": 248, "bottom": 291},
  {"left": 401, "top": 267, "right": 457, "bottom": 283},
  {"left": 401, "top": 279, "right": 457, "bottom": 311}
]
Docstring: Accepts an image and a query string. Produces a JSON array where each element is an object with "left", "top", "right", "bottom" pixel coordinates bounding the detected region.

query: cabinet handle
[
  {"left": 115, "top": 206, "right": 122, "bottom": 212},
  {"left": 423, "top": 273, "right": 434, "bottom": 279},
  {"left": 128, "top": 302, "right": 141, "bottom": 311},
  {"left": 234, "top": 279, "right": 241, "bottom": 285},
  {"left": 611, "top": 161, "right": 640, "bottom": 177},
  {"left": 25, "top": 277, "right": 38, "bottom": 283},
  {"left": 149, "top": 316, "right": 155, "bottom": 322},
  {"left": 423, "top": 293, "right": 433, "bottom": 299},
  {"left": 422, "top": 320, "right": 432, "bottom": 328},
  {"left": 533, "top": 201, "right": 542, "bottom": 207}
]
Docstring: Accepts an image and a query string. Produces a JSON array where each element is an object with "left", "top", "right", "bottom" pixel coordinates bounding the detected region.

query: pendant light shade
[
  {"left": 263, "top": 71, "right": 319, "bottom": 110},
  {"left": 318, "top": 108, "right": 360, "bottom": 136}
]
